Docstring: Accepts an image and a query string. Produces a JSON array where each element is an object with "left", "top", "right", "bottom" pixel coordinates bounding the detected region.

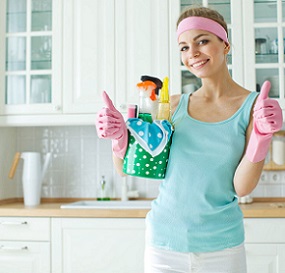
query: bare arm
[
  {"left": 113, "top": 155, "right": 127, "bottom": 177},
  {"left": 233, "top": 112, "right": 264, "bottom": 197}
]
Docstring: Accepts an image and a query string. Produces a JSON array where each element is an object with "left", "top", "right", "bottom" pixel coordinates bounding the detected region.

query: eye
[
  {"left": 180, "top": 46, "right": 189, "bottom": 52},
  {"left": 198, "top": 39, "right": 209, "bottom": 46}
]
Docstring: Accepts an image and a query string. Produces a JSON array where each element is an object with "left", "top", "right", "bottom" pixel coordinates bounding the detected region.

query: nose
[
  {"left": 189, "top": 47, "right": 200, "bottom": 59},
  {"left": 183, "top": 45, "right": 200, "bottom": 60}
]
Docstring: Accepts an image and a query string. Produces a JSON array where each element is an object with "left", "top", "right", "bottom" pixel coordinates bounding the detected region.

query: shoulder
[{"left": 170, "top": 94, "right": 182, "bottom": 115}]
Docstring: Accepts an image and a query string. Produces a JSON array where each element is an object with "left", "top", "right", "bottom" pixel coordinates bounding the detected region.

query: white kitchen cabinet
[
  {"left": 63, "top": 0, "right": 170, "bottom": 114},
  {"left": 51, "top": 218, "right": 145, "bottom": 273},
  {"left": 0, "top": 0, "right": 170, "bottom": 125},
  {"left": 0, "top": 217, "right": 50, "bottom": 273},
  {"left": 171, "top": 0, "right": 285, "bottom": 110},
  {"left": 0, "top": 0, "right": 62, "bottom": 116},
  {"left": 62, "top": 0, "right": 115, "bottom": 114},
  {"left": 244, "top": 218, "right": 285, "bottom": 273},
  {"left": 114, "top": 0, "right": 170, "bottom": 111}
]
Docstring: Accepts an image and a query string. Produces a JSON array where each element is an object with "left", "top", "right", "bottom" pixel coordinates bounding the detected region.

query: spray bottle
[
  {"left": 137, "top": 80, "right": 158, "bottom": 122},
  {"left": 156, "top": 77, "right": 170, "bottom": 120}
]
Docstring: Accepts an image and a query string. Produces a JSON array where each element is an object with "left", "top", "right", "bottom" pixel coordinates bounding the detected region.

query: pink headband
[{"left": 176, "top": 17, "right": 229, "bottom": 44}]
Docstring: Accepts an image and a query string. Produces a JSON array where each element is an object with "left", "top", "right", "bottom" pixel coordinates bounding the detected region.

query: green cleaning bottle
[{"left": 97, "top": 175, "right": 111, "bottom": 201}]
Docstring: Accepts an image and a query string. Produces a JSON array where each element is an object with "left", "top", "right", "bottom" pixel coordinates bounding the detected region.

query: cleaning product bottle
[
  {"left": 140, "top": 75, "right": 163, "bottom": 97},
  {"left": 137, "top": 80, "right": 158, "bottom": 122},
  {"left": 156, "top": 77, "right": 170, "bottom": 120},
  {"left": 97, "top": 175, "right": 110, "bottom": 201}
]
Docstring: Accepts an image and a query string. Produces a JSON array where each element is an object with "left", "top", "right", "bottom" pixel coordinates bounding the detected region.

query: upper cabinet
[
  {"left": 62, "top": 0, "right": 115, "bottom": 114},
  {"left": 171, "top": 0, "right": 285, "bottom": 110},
  {"left": 63, "top": 0, "right": 169, "bottom": 114},
  {"left": 243, "top": 0, "right": 285, "bottom": 109},
  {"left": 114, "top": 0, "right": 170, "bottom": 111},
  {"left": 1, "top": 0, "right": 284, "bottom": 126},
  {"left": 0, "top": 0, "right": 62, "bottom": 116},
  {"left": 0, "top": 0, "right": 170, "bottom": 125}
]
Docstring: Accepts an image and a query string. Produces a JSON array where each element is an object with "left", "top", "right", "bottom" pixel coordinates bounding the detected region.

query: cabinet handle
[
  {"left": 0, "top": 221, "right": 28, "bottom": 225},
  {"left": 0, "top": 245, "right": 28, "bottom": 251}
]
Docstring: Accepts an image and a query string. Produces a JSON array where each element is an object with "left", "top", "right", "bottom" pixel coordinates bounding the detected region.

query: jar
[{"left": 272, "top": 131, "right": 285, "bottom": 165}]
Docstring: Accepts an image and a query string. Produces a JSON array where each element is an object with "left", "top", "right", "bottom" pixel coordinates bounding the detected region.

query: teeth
[{"left": 192, "top": 60, "right": 207, "bottom": 68}]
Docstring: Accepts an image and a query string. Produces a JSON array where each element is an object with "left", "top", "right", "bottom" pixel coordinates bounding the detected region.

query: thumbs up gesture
[
  {"left": 246, "top": 81, "right": 283, "bottom": 163},
  {"left": 95, "top": 91, "right": 128, "bottom": 159},
  {"left": 253, "top": 81, "right": 282, "bottom": 134}
]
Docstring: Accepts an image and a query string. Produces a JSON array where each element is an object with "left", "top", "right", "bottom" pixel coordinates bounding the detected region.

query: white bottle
[{"left": 272, "top": 131, "right": 285, "bottom": 165}]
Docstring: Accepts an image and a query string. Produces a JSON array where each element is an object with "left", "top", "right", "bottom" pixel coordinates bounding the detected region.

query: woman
[{"left": 95, "top": 6, "right": 282, "bottom": 273}]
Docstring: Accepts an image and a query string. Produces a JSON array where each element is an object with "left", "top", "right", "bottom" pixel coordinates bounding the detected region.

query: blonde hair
[{"left": 177, "top": 6, "right": 228, "bottom": 38}]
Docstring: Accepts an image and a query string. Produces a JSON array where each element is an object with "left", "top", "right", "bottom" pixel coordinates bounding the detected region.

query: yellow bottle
[{"left": 156, "top": 77, "right": 170, "bottom": 120}]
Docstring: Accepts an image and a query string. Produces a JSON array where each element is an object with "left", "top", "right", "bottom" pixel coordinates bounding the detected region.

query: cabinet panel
[
  {"left": 63, "top": 0, "right": 115, "bottom": 114},
  {"left": 0, "top": 217, "right": 50, "bottom": 241},
  {"left": 115, "top": 0, "right": 170, "bottom": 111},
  {"left": 52, "top": 218, "right": 145, "bottom": 273},
  {"left": 244, "top": 218, "right": 285, "bottom": 243},
  {"left": 0, "top": 0, "right": 62, "bottom": 115},
  {"left": 245, "top": 244, "right": 285, "bottom": 273},
  {"left": 0, "top": 241, "right": 50, "bottom": 273}
]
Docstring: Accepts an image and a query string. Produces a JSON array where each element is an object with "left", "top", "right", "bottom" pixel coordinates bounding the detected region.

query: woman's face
[{"left": 178, "top": 29, "right": 229, "bottom": 79}]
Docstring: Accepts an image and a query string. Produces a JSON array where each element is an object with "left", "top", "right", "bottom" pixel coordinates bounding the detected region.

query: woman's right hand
[{"left": 95, "top": 91, "right": 128, "bottom": 159}]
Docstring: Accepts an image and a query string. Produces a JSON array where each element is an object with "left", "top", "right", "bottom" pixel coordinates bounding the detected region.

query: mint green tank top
[{"left": 146, "top": 91, "right": 259, "bottom": 253}]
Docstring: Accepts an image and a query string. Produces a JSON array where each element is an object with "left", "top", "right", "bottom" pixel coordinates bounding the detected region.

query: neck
[{"left": 200, "top": 67, "right": 235, "bottom": 98}]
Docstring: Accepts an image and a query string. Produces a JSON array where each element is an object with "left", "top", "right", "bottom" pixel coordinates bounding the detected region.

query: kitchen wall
[
  {"left": 1, "top": 125, "right": 285, "bottom": 200},
  {"left": 0, "top": 127, "right": 17, "bottom": 199},
  {"left": 1, "top": 126, "right": 160, "bottom": 200}
]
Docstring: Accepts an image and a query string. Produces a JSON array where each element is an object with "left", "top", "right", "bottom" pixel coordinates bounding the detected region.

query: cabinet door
[
  {"left": 243, "top": 0, "right": 285, "bottom": 109},
  {"left": 0, "top": 241, "right": 50, "bottom": 273},
  {"left": 115, "top": 0, "right": 170, "bottom": 111},
  {"left": 52, "top": 218, "right": 145, "bottom": 273},
  {"left": 62, "top": 0, "right": 115, "bottom": 114},
  {"left": 0, "top": 0, "right": 62, "bottom": 115},
  {"left": 245, "top": 244, "right": 285, "bottom": 273}
]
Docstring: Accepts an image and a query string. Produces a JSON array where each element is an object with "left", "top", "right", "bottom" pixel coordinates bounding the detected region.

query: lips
[{"left": 191, "top": 59, "right": 209, "bottom": 68}]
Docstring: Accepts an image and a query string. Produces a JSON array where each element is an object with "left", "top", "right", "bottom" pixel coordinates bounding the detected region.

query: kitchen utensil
[
  {"left": 255, "top": 38, "right": 267, "bottom": 54},
  {"left": 272, "top": 131, "right": 285, "bottom": 165},
  {"left": 9, "top": 152, "right": 51, "bottom": 206}
]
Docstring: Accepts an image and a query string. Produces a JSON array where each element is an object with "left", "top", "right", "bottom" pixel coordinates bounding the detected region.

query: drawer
[
  {"left": 0, "top": 241, "right": 50, "bottom": 273},
  {"left": 244, "top": 218, "right": 285, "bottom": 243},
  {"left": 0, "top": 217, "right": 50, "bottom": 241}
]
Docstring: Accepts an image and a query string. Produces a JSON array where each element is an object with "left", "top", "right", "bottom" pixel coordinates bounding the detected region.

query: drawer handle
[
  {"left": 0, "top": 221, "right": 28, "bottom": 226},
  {"left": 0, "top": 245, "right": 28, "bottom": 251}
]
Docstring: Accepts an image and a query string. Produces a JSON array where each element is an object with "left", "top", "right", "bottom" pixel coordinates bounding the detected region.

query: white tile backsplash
[
  {"left": 11, "top": 126, "right": 162, "bottom": 199},
  {"left": 1, "top": 125, "right": 285, "bottom": 200}
]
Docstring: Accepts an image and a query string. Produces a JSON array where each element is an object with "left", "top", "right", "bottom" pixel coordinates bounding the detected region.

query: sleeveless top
[{"left": 145, "top": 91, "right": 259, "bottom": 253}]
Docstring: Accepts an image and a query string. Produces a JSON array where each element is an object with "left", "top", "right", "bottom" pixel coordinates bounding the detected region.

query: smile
[{"left": 191, "top": 59, "right": 209, "bottom": 68}]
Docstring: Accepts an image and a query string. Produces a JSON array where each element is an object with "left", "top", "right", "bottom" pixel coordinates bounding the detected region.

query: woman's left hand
[{"left": 253, "top": 81, "right": 282, "bottom": 135}]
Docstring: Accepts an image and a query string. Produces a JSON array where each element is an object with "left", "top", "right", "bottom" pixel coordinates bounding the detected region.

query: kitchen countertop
[{"left": 0, "top": 198, "right": 285, "bottom": 218}]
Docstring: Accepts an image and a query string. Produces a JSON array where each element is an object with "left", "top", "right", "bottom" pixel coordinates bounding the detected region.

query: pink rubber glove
[
  {"left": 246, "top": 81, "right": 283, "bottom": 163},
  {"left": 95, "top": 91, "right": 128, "bottom": 159}
]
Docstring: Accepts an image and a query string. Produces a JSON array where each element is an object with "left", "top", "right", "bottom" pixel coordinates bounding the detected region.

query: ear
[{"left": 224, "top": 43, "right": 230, "bottom": 54}]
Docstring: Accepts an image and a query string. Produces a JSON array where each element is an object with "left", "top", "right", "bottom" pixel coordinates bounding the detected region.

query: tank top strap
[
  {"left": 239, "top": 91, "right": 259, "bottom": 126},
  {"left": 172, "top": 93, "right": 191, "bottom": 123}
]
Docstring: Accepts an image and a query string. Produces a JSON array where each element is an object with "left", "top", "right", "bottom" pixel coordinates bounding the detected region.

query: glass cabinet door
[
  {"left": 179, "top": 1, "right": 233, "bottom": 94},
  {"left": 245, "top": 0, "right": 285, "bottom": 101},
  {"left": 254, "top": 0, "right": 284, "bottom": 99},
  {"left": 5, "top": 0, "right": 53, "bottom": 108}
]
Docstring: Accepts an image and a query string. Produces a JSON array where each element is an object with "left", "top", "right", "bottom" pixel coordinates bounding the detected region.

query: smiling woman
[
  {"left": 143, "top": 6, "right": 283, "bottom": 273},
  {"left": 94, "top": 5, "right": 283, "bottom": 273}
]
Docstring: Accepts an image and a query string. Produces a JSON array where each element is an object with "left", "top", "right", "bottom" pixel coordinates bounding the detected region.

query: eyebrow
[{"left": 178, "top": 33, "right": 210, "bottom": 45}]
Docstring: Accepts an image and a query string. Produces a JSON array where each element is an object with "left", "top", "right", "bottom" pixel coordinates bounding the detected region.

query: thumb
[
  {"left": 102, "top": 91, "right": 116, "bottom": 111},
  {"left": 258, "top": 80, "right": 271, "bottom": 101}
]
